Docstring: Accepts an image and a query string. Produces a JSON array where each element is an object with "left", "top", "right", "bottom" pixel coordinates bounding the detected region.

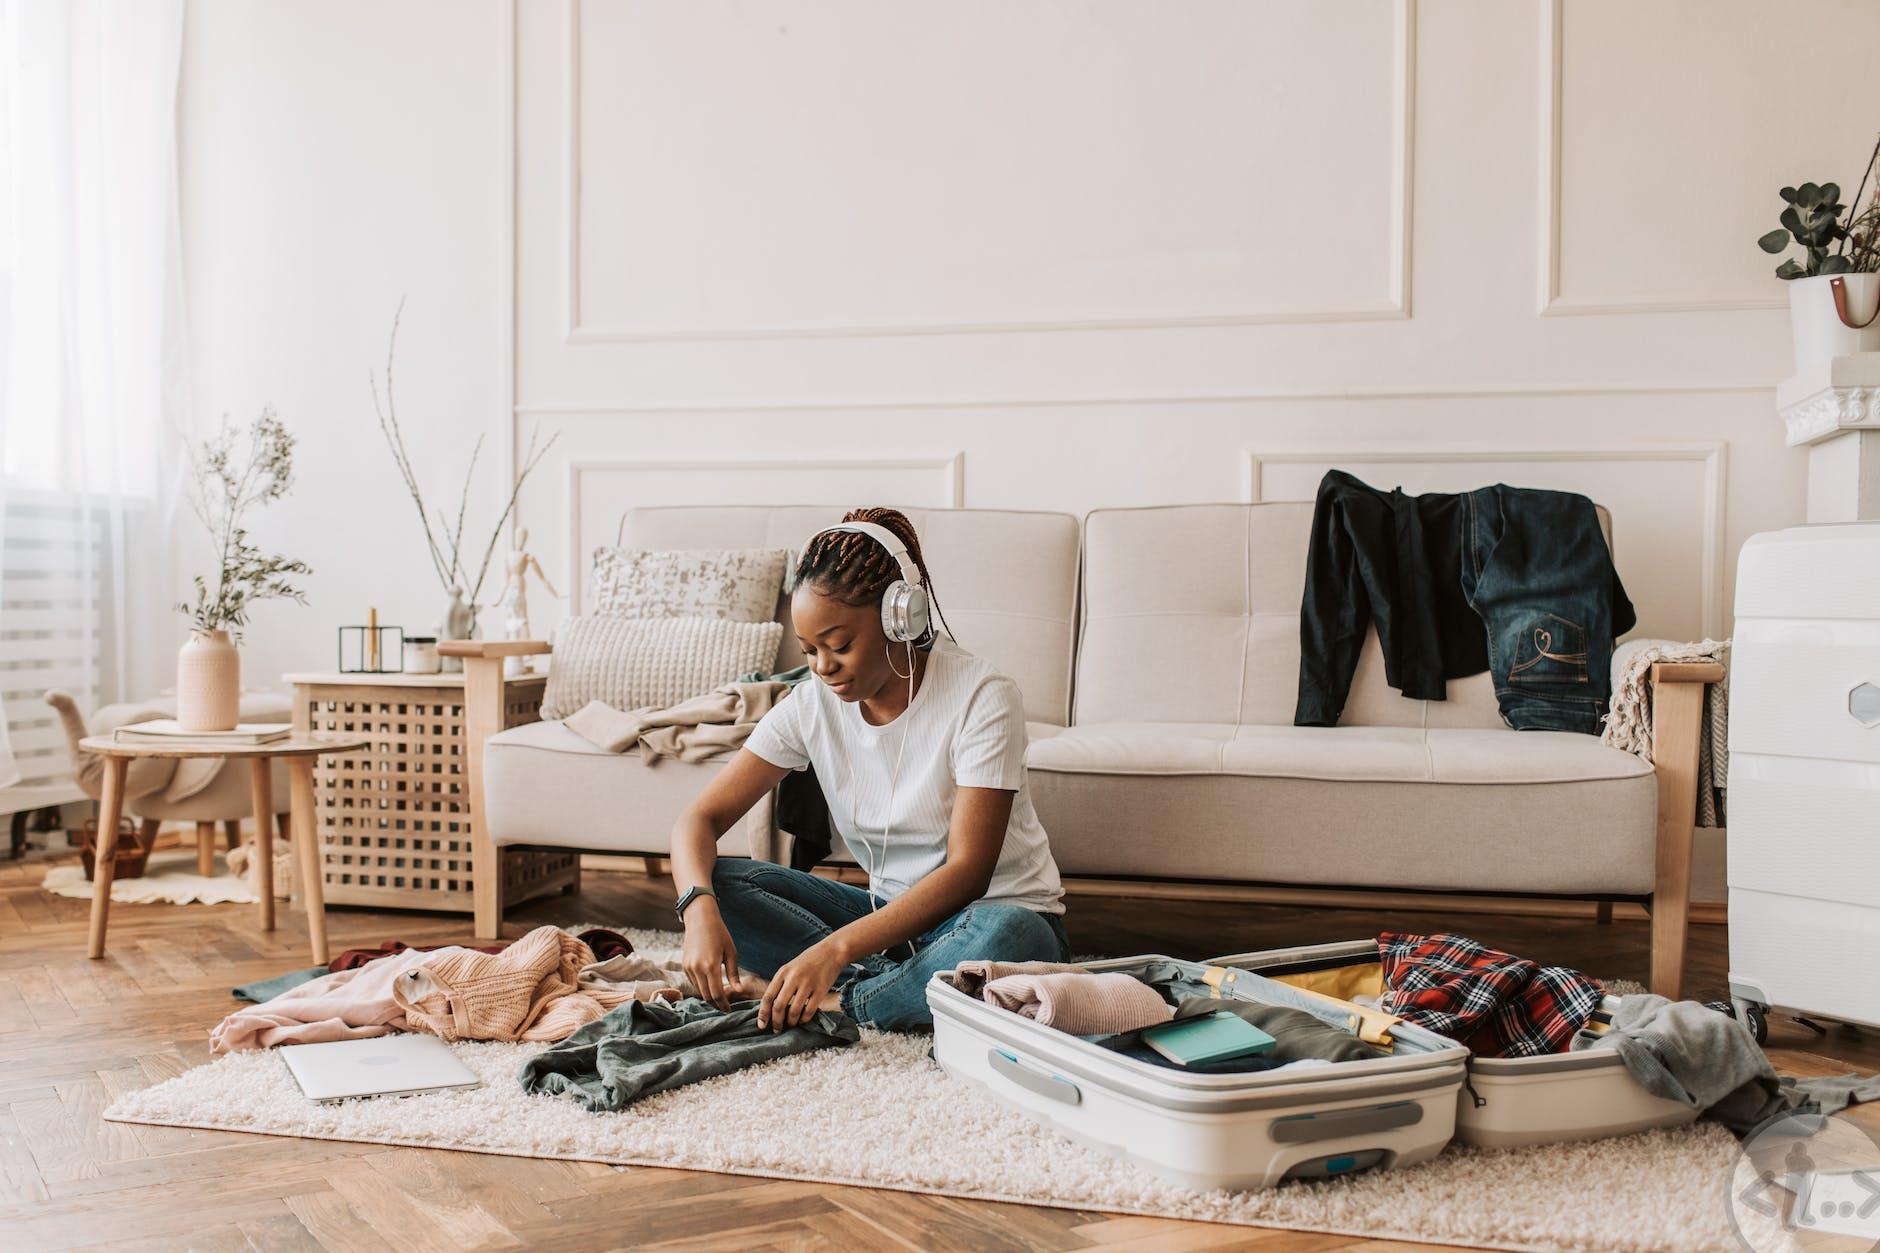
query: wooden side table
[
  {"left": 79, "top": 734, "right": 370, "bottom": 963},
  {"left": 284, "top": 672, "right": 578, "bottom": 917}
]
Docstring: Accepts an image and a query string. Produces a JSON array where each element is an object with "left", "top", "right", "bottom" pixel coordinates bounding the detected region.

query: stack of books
[{"left": 113, "top": 720, "right": 293, "bottom": 745}]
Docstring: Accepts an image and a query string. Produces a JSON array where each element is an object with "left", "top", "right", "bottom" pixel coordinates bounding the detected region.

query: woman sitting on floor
[{"left": 668, "top": 507, "right": 1068, "bottom": 1032}]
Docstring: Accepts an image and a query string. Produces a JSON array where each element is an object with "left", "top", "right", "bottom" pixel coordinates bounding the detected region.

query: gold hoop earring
[{"left": 886, "top": 640, "right": 912, "bottom": 679}]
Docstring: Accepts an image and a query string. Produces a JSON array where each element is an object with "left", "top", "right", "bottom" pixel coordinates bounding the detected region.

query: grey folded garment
[
  {"left": 1570, "top": 994, "right": 1880, "bottom": 1136},
  {"left": 562, "top": 680, "right": 788, "bottom": 762},
  {"left": 1096, "top": 998, "right": 1385, "bottom": 1065},
  {"left": 518, "top": 996, "right": 859, "bottom": 1112}
]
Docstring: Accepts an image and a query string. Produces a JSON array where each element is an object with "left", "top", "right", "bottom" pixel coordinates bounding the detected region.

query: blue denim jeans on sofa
[
  {"left": 710, "top": 857, "right": 1070, "bottom": 1030},
  {"left": 1459, "top": 484, "right": 1636, "bottom": 734}
]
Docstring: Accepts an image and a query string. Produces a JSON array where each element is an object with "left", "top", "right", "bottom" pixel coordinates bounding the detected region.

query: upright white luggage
[{"left": 1728, "top": 523, "right": 1880, "bottom": 1032}]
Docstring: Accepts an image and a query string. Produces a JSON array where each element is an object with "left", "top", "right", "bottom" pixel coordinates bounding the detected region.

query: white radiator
[{"left": 0, "top": 492, "right": 110, "bottom": 816}]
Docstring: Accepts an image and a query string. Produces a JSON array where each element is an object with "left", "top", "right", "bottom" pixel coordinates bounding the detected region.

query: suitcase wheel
[{"left": 1729, "top": 998, "right": 1770, "bottom": 1046}]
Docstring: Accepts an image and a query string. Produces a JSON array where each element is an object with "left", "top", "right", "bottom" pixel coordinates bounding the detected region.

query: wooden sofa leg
[
  {"left": 1648, "top": 664, "right": 1712, "bottom": 999},
  {"left": 461, "top": 652, "right": 510, "bottom": 941},
  {"left": 1595, "top": 901, "right": 1613, "bottom": 925}
]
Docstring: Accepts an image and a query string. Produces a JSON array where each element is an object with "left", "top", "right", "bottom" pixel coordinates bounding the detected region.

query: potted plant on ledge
[
  {"left": 175, "top": 408, "right": 312, "bottom": 731},
  {"left": 1759, "top": 141, "right": 1880, "bottom": 374}
]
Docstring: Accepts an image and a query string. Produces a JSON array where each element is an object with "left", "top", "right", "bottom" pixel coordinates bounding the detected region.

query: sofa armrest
[
  {"left": 453, "top": 641, "right": 551, "bottom": 938},
  {"left": 1647, "top": 658, "right": 1725, "bottom": 999},
  {"left": 439, "top": 640, "right": 551, "bottom": 660}
]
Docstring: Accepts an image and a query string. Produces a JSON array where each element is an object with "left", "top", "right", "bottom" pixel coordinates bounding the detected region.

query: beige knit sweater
[{"left": 390, "top": 925, "right": 675, "bottom": 1042}]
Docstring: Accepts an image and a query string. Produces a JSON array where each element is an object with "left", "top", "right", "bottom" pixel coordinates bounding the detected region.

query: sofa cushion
[
  {"left": 1075, "top": 501, "right": 1610, "bottom": 731},
  {"left": 484, "top": 720, "right": 740, "bottom": 853},
  {"left": 540, "top": 615, "right": 783, "bottom": 720},
  {"left": 590, "top": 547, "right": 787, "bottom": 622},
  {"left": 1028, "top": 722, "right": 1650, "bottom": 785},
  {"left": 1026, "top": 723, "right": 1656, "bottom": 895}
]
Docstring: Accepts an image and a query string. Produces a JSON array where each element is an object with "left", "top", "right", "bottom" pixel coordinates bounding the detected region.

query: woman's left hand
[{"left": 759, "top": 939, "right": 847, "bottom": 1031}]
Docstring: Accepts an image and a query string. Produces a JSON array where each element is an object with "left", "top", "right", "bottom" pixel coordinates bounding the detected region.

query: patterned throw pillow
[
  {"left": 541, "top": 616, "right": 785, "bottom": 720},
  {"left": 590, "top": 548, "right": 787, "bottom": 623}
]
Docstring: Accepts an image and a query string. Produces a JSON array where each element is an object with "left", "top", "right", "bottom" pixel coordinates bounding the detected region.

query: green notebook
[{"left": 1141, "top": 1011, "right": 1277, "bottom": 1067}]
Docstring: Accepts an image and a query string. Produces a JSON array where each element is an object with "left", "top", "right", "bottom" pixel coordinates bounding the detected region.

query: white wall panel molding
[
  {"left": 517, "top": 379, "right": 1768, "bottom": 421},
  {"left": 1537, "top": 0, "right": 1784, "bottom": 319},
  {"left": 1242, "top": 443, "right": 1728, "bottom": 638},
  {"left": 563, "top": 455, "right": 964, "bottom": 611},
  {"left": 559, "top": 0, "right": 1416, "bottom": 343}
]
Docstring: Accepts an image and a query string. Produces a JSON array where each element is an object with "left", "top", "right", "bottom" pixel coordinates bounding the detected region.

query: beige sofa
[{"left": 451, "top": 503, "right": 1718, "bottom": 996}]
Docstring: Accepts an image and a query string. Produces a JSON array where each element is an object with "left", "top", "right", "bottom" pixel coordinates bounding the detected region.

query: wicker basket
[{"left": 80, "top": 818, "right": 155, "bottom": 881}]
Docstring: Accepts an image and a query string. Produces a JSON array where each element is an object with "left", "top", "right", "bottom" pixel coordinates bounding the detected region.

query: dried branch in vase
[
  {"left": 369, "top": 300, "right": 560, "bottom": 605},
  {"left": 175, "top": 407, "right": 312, "bottom": 639}
]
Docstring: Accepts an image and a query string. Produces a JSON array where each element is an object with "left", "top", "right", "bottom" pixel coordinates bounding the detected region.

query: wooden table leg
[
  {"left": 288, "top": 756, "right": 327, "bottom": 964},
  {"left": 249, "top": 758, "right": 276, "bottom": 932},
  {"left": 87, "top": 757, "right": 130, "bottom": 960},
  {"left": 195, "top": 820, "right": 216, "bottom": 877}
]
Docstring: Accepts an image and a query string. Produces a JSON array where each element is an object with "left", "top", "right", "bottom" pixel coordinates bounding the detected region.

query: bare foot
[{"left": 727, "top": 973, "right": 770, "bottom": 1002}]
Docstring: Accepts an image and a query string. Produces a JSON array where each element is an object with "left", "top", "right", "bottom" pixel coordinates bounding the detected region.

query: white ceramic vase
[
  {"left": 176, "top": 629, "right": 241, "bottom": 731},
  {"left": 1789, "top": 272, "right": 1880, "bottom": 376}
]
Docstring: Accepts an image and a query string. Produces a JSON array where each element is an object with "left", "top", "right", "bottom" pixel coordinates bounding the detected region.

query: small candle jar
[{"left": 402, "top": 636, "right": 441, "bottom": 675}]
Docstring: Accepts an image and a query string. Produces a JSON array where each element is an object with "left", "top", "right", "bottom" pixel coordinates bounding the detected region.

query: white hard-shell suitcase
[
  {"left": 927, "top": 952, "right": 1469, "bottom": 1191},
  {"left": 1224, "top": 940, "right": 1698, "bottom": 1148},
  {"left": 1728, "top": 524, "right": 1880, "bottom": 1033}
]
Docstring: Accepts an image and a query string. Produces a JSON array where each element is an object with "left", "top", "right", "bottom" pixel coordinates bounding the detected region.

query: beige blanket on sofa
[{"left": 562, "top": 680, "right": 788, "bottom": 763}]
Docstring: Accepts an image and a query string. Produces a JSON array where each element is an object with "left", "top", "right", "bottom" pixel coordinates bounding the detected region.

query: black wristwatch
[{"left": 674, "top": 885, "right": 715, "bottom": 922}]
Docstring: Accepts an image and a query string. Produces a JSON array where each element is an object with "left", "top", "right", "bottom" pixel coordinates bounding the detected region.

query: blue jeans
[
  {"left": 1459, "top": 485, "right": 1636, "bottom": 734},
  {"left": 709, "top": 858, "right": 1071, "bottom": 1030}
]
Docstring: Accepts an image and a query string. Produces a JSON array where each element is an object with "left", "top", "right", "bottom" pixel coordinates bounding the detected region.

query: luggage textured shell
[
  {"left": 927, "top": 954, "right": 1469, "bottom": 1191},
  {"left": 1728, "top": 524, "right": 1880, "bottom": 1031},
  {"left": 1221, "top": 940, "right": 1697, "bottom": 1148}
]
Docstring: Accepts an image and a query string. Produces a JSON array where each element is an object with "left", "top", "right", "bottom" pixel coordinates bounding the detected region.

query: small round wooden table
[{"left": 77, "top": 734, "right": 372, "bottom": 964}]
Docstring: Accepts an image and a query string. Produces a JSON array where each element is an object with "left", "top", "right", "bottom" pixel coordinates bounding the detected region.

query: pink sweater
[{"left": 211, "top": 947, "right": 449, "bottom": 1055}]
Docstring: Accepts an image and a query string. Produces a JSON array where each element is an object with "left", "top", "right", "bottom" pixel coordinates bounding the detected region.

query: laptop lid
[{"left": 279, "top": 1033, "right": 481, "bottom": 1103}]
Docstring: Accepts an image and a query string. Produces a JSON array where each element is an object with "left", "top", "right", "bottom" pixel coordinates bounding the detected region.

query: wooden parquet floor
[{"left": 1, "top": 842, "right": 1875, "bottom": 1252}]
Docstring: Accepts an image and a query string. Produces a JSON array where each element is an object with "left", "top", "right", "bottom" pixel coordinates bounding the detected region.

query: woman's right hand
[{"left": 681, "top": 902, "right": 741, "bottom": 1009}]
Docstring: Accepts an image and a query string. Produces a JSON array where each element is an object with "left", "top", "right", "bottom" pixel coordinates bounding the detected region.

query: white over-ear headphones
[{"left": 802, "top": 520, "right": 931, "bottom": 644}]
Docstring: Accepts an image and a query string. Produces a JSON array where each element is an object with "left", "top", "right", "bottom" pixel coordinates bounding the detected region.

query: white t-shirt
[{"left": 744, "top": 637, "right": 1065, "bottom": 915}]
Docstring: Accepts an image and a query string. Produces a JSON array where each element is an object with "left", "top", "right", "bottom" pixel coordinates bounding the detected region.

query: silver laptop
[{"left": 279, "top": 1033, "right": 481, "bottom": 1103}]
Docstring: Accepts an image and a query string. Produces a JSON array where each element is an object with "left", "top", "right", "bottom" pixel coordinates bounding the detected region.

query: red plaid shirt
[{"left": 1377, "top": 932, "right": 1604, "bottom": 1058}]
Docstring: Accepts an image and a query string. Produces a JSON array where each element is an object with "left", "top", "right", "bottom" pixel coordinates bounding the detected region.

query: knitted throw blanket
[
  {"left": 391, "top": 925, "right": 672, "bottom": 1043},
  {"left": 1602, "top": 639, "right": 1729, "bottom": 827}
]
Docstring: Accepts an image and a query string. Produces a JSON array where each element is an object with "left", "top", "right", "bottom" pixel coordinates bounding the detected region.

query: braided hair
[{"left": 793, "top": 507, "right": 954, "bottom": 649}]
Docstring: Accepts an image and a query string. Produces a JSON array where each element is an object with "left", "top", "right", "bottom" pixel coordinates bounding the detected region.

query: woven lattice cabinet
[{"left": 290, "top": 673, "right": 579, "bottom": 912}]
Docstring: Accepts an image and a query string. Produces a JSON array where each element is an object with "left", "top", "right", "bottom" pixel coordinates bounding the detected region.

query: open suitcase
[{"left": 929, "top": 939, "right": 1696, "bottom": 1191}]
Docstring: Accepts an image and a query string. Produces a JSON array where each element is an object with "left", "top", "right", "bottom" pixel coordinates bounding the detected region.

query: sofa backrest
[
  {"left": 1074, "top": 501, "right": 1612, "bottom": 729},
  {"left": 614, "top": 506, "right": 1081, "bottom": 726}
]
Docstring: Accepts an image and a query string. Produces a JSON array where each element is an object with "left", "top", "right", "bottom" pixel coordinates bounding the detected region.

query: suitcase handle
[
  {"left": 1272, "top": 1101, "right": 1421, "bottom": 1144},
  {"left": 988, "top": 1049, "right": 1082, "bottom": 1106}
]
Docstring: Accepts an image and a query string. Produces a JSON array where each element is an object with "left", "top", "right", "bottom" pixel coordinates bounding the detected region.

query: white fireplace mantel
[
  {"left": 1779, "top": 353, "right": 1880, "bottom": 447},
  {"left": 1778, "top": 353, "right": 1880, "bottom": 522}
]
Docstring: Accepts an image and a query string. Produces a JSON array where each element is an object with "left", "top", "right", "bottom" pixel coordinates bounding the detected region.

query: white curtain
[{"left": 0, "top": 0, "right": 186, "bottom": 797}]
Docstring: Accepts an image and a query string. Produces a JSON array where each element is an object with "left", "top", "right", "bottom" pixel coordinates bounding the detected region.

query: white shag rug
[
  {"left": 103, "top": 929, "right": 1750, "bottom": 1252},
  {"left": 41, "top": 848, "right": 265, "bottom": 905}
]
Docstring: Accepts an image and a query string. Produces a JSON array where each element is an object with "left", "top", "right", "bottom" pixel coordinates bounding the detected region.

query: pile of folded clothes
[
  {"left": 216, "top": 924, "right": 862, "bottom": 1110},
  {"left": 946, "top": 958, "right": 1388, "bottom": 1076}
]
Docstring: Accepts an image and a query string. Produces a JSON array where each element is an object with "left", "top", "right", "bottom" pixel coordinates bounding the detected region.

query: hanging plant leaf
[{"left": 1758, "top": 228, "right": 1792, "bottom": 254}]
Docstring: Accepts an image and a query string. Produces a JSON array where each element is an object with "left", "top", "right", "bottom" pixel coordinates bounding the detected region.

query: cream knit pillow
[
  {"left": 541, "top": 616, "right": 784, "bottom": 720},
  {"left": 590, "top": 548, "right": 787, "bottom": 623}
]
